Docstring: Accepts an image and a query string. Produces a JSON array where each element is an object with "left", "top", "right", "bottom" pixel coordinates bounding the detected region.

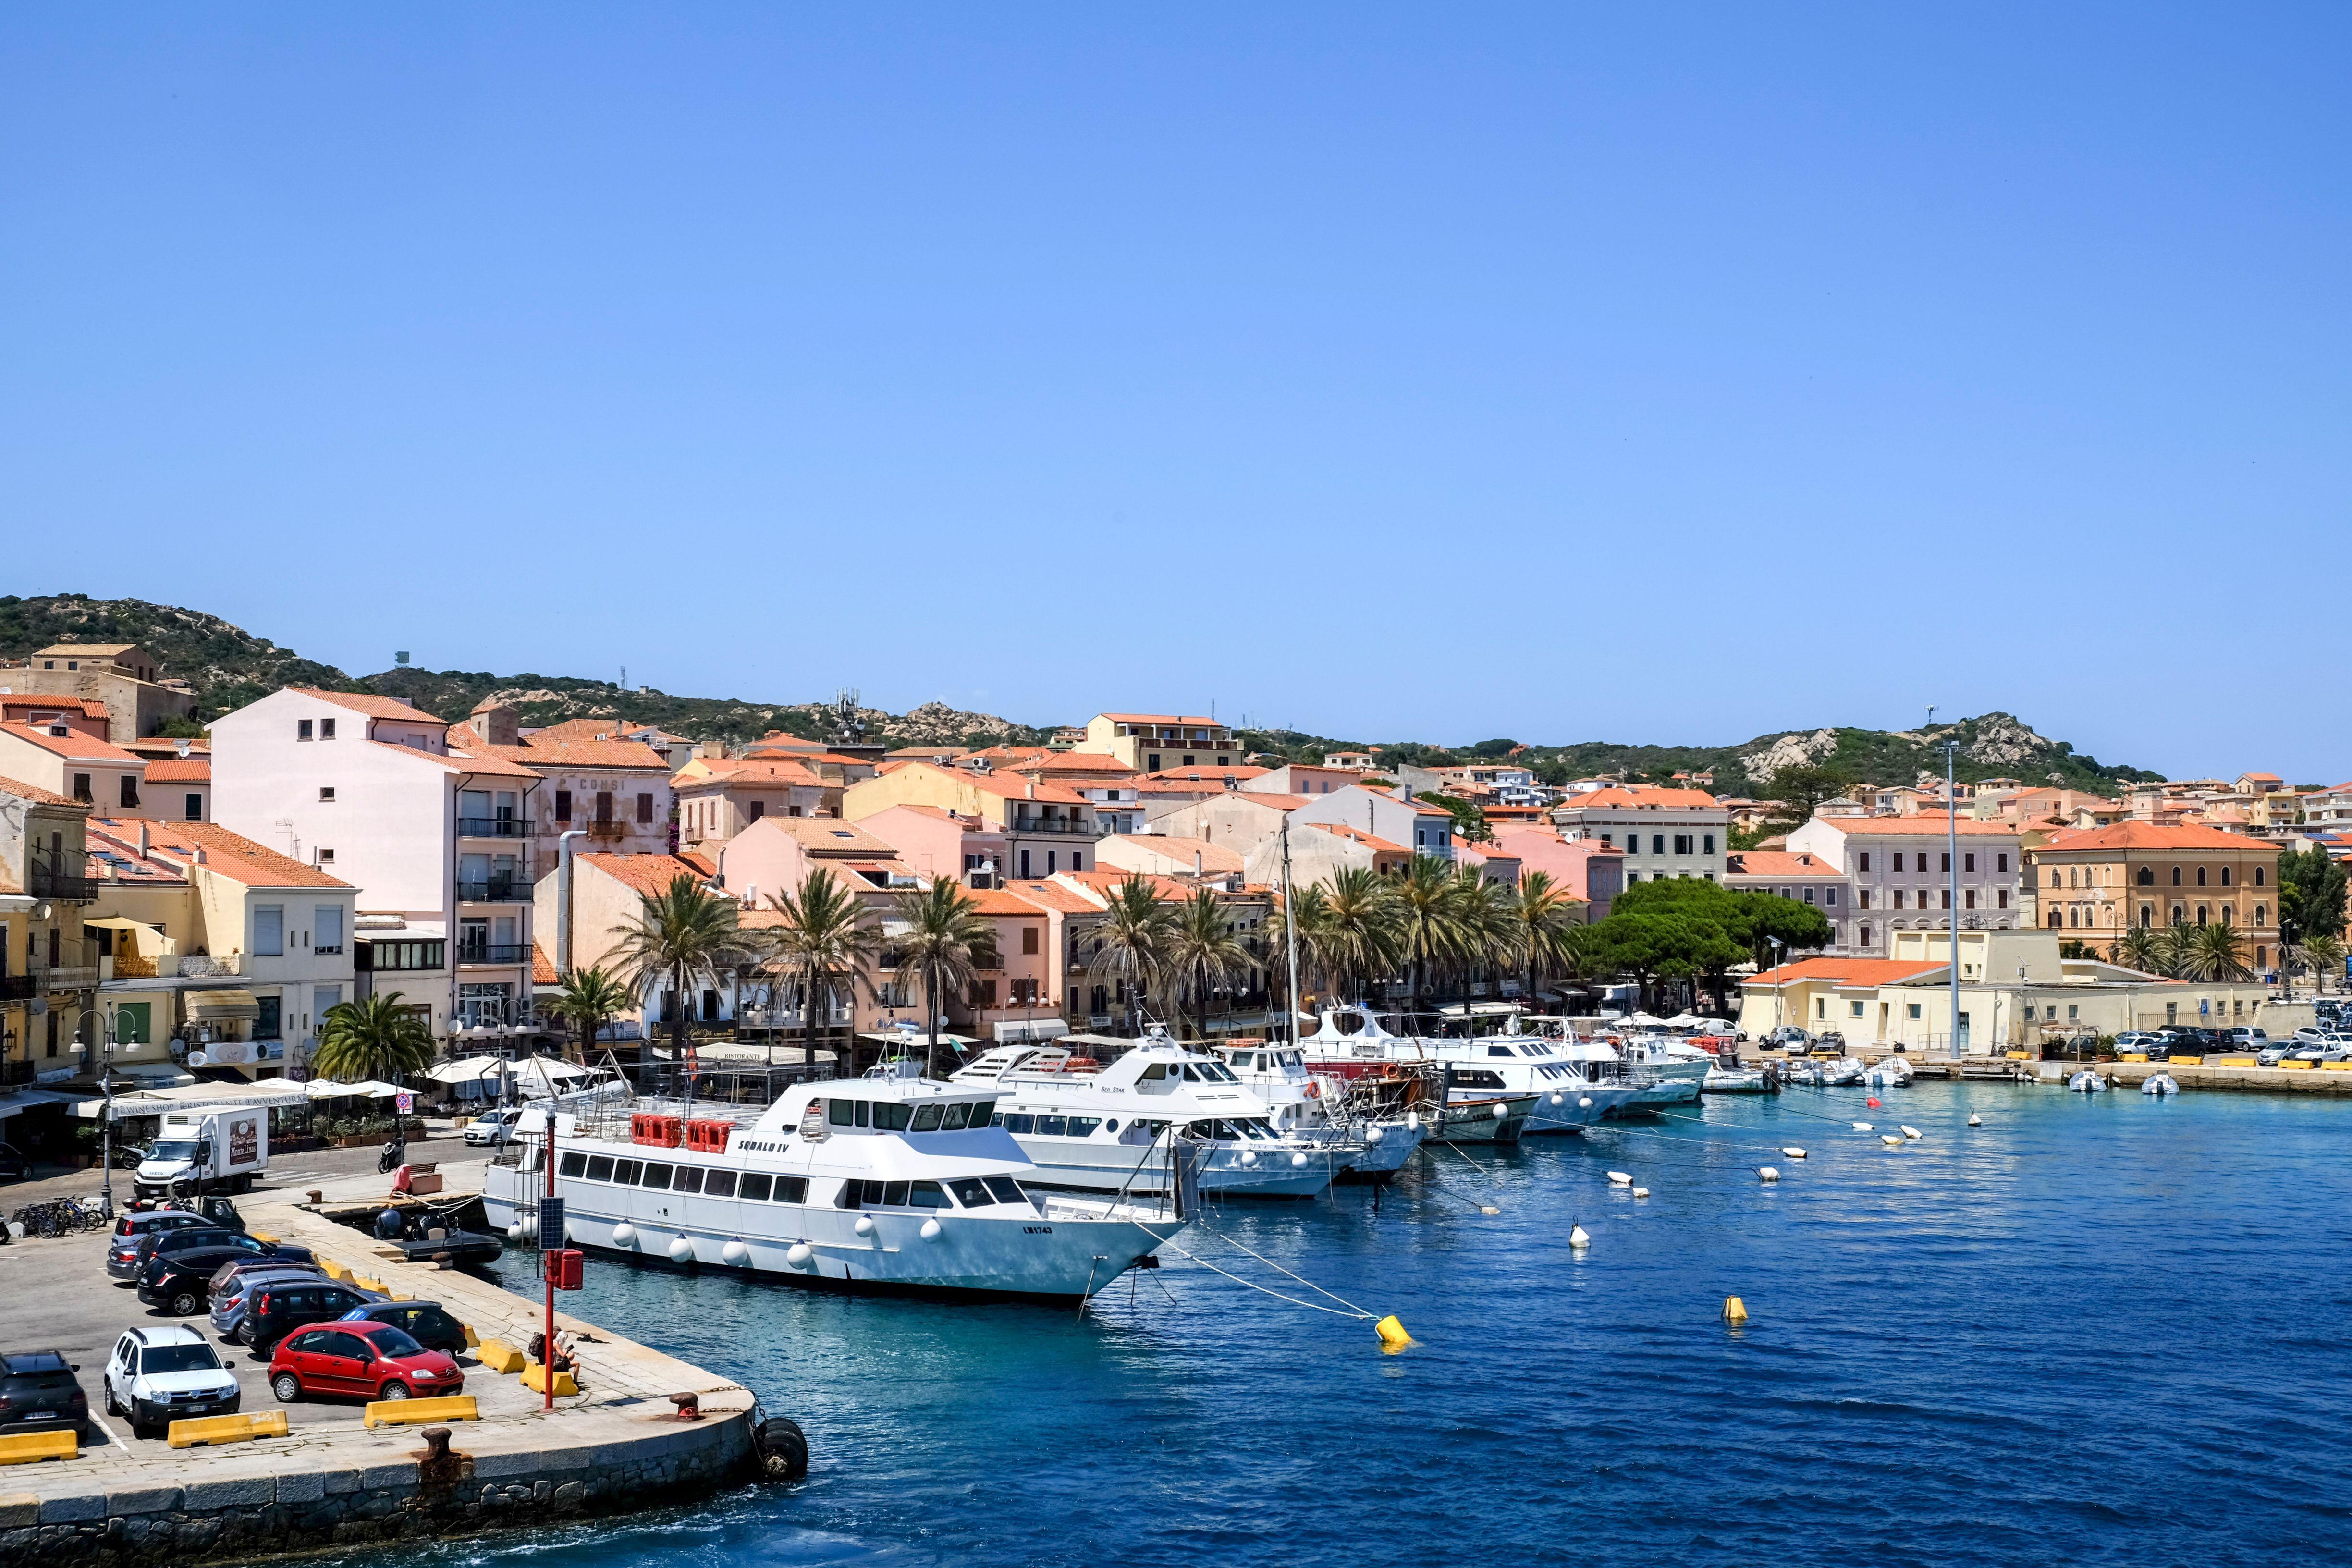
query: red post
[{"left": 542, "top": 1112, "right": 556, "bottom": 1412}]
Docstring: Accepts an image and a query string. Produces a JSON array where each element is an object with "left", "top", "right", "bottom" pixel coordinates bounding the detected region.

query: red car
[{"left": 267, "top": 1320, "right": 464, "bottom": 1404}]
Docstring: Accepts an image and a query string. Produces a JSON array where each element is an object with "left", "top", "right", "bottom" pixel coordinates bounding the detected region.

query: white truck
[{"left": 133, "top": 1106, "right": 270, "bottom": 1198}]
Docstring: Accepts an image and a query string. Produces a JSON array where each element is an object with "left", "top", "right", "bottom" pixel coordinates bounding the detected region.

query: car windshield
[
  {"left": 366, "top": 1327, "right": 425, "bottom": 1357},
  {"left": 142, "top": 1344, "right": 221, "bottom": 1375},
  {"left": 147, "top": 1140, "right": 199, "bottom": 1162}
]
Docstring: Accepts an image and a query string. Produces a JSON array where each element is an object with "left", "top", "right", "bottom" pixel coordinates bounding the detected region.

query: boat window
[
  {"left": 1240, "top": 1119, "right": 1274, "bottom": 1139},
  {"left": 857, "top": 1101, "right": 870, "bottom": 1128},
  {"left": 558, "top": 1152, "right": 587, "bottom": 1177},
  {"left": 873, "top": 1102, "right": 912, "bottom": 1131},
  {"left": 774, "top": 1176, "right": 808, "bottom": 1203},
  {"left": 1067, "top": 1116, "right": 1102, "bottom": 1137},
  {"left": 1208, "top": 1064, "right": 1239, "bottom": 1083},
  {"left": 1139, "top": 1063, "right": 1168, "bottom": 1080},
  {"left": 941, "top": 1102, "right": 971, "bottom": 1130},
  {"left": 674, "top": 1167, "right": 707, "bottom": 1195},
  {"left": 966, "top": 1098, "right": 993, "bottom": 1124},
  {"left": 584, "top": 1155, "right": 615, "bottom": 1183},
  {"left": 613, "top": 1159, "right": 643, "bottom": 1185},
  {"left": 1487, "top": 1046, "right": 1515, "bottom": 1057},
  {"left": 735, "top": 1173, "right": 769, "bottom": 1201},
  {"left": 1003, "top": 1113, "right": 1035, "bottom": 1133},
  {"left": 1281, "top": 1052, "right": 1301, "bottom": 1067},
  {"left": 833, "top": 1179, "right": 861, "bottom": 1209},
  {"left": 828, "top": 1100, "right": 856, "bottom": 1127},
  {"left": 947, "top": 1177, "right": 992, "bottom": 1207},
  {"left": 882, "top": 1181, "right": 910, "bottom": 1207},
  {"left": 1037, "top": 1115, "right": 1068, "bottom": 1136},
  {"left": 1104, "top": 1118, "right": 1119, "bottom": 1131},
  {"left": 982, "top": 1176, "right": 1029, "bottom": 1206},
  {"left": 908, "top": 1181, "right": 951, "bottom": 1209},
  {"left": 911, "top": 1104, "right": 944, "bottom": 1132},
  {"left": 640, "top": 1163, "right": 673, "bottom": 1190}
]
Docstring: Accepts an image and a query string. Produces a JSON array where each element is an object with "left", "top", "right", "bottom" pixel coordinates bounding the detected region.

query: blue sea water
[{"left": 371, "top": 1082, "right": 2352, "bottom": 1567}]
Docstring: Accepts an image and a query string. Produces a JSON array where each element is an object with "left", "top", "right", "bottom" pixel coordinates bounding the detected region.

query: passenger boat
[
  {"left": 951, "top": 1036, "right": 1354, "bottom": 1198},
  {"left": 1297, "top": 1006, "right": 1619, "bottom": 1136},
  {"left": 1207, "top": 1041, "right": 1427, "bottom": 1177},
  {"left": 1701, "top": 1061, "right": 1776, "bottom": 1094},
  {"left": 483, "top": 1063, "right": 1185, "bottom": 1303},
  {"left": 1612, "top": 1035, "right": 1711, "bottom": 1111}
]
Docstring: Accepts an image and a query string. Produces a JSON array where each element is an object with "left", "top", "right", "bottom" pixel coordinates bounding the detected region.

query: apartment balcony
[
  {"left": 1008, "top": 817, "right": 1102, "bottom": 837},
  {"left": 455, "top": 877, "right": 532, "bottom": 903},
  {"left": 0, "top": 975, "right": 36, "bottom": 1001},
  {"left": 30, "top": 851, "right": 95, "bottom": 902},
  {"left": 583, "top": 820, "right": 630, "bottom": 843},
  {"left": 457, "top": 817, "right": 534, "bottom": 839},
  {"left": 456, "top": 943, "right": 533, "bottom": 967}
]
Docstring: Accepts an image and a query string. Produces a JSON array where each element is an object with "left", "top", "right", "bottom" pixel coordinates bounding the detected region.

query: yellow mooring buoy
[
  {"left": 1722, "top": 1295, "right": 1749, "bottom": 1324},
  {"left": 1374, "top": 1314, "right": 1414, "bottom": 1352}
]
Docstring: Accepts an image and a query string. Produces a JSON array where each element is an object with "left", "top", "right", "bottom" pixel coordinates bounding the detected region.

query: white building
[
  {"left": 210, "top": 688, "right": 545, "bottom": 1046},
  {"left": 1551, "top": 786, "right": 1728, "bottom": 885},
  {"left": 1786, "top": 813, "right": 2022, "bottom": 958}
]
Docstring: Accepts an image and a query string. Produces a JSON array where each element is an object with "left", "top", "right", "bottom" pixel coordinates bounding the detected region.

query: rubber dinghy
[
  {"left": 2141, "top": 1073, "right": 2180, "bottom": 1096},
  {"left": 2068, "top": 1070, "right": 2110, "bottom": 1093}
]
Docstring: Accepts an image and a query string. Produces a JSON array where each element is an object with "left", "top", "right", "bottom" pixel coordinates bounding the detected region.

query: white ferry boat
[
  {"left": 1208, "top": 1041, "right": 1427, "bottom": 1176},
  {"left": 483, "top": 1065, "right": 1185, "bottom": 1303},
  {"left": 951, "top": 1037, "right": 1353, "bottom": 1198},
  {"left": 1298, "top": 1007, "right": 1638, "bottom": 1134},
  {"left": 1610, "top": 1035, "right": 1711, "bottom": 1111}
]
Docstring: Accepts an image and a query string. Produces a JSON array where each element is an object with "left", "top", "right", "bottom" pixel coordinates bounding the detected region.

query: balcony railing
[
  {"left": 0, "top": 975, "right": 35, "bottom": 1001},
  {"left": 1009, "top": 817, "right": 1102, "bottom": 836},
  {"left": 457, "top": 943, "right": 533, "bottom": 966},
  {"left": 457, "top": 817, "right": 534, "bottom": 838},
  {"left": 584, "top": 820, "right": 629, "bottom": 842},
  {"left": 30, "top": 850, "right": 95, "bottom": 901},
  {"left": 455, "top": 878, "right": 531, "bottom": 903}
]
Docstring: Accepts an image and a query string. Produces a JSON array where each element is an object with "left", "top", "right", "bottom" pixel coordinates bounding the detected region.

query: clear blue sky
[{"left": 7, "top": 7, "right": 2346, "bottom": 779}]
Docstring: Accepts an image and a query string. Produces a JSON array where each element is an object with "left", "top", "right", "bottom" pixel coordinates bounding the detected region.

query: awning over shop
[
  {"left": 0, "top": 1090, "right": 84, "bottom": 1120},
  {"left": 74, "top": 1077, "right": 311, "bottom": 1118},
  {"left": 305, "top": 1078, "right": 404, "bottom": 1099},
  {"left": 425, "top": 1055, "right": 515, "bottom": 1085},
  {"left": 188, "top": 989, "right": 260, "bottom": 1021}
]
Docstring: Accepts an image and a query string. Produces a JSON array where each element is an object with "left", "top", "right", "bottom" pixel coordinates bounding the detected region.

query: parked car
[
  {"left": 102, "top": 1325, "right": 239, "bottom": 1440},
  {"left": 2257, "top": 1043, "right": 2297, "bottom": 1066},
  {"left": 137, "top": 1236, "right": 314, "bottom": 1317},
  {"left": 2224, "top": 1027, "right": 2271, "bottom": 1048},
  {"left": 207, "top": 1264, "right": 328, "bottom": 1344},
  {"left": 2289, "top": 1044, "right": 2350, "bottom": 1064},
  {"left": 2113, "top": 1031, "right": 2167, "bottom": 1055},
  {"left": 105, "top": 1211, "right": 221, "bottom": 1280},
  {"left": 1763, "top": 1027, "right": 1810, "bottom": 1048},
  {"left": 269, "top": 1320, "right": 464, "bottom": 1404},
  {"left": 2291, "top": 1027, "right": 2328, "bottom": 1045},
  {"left": 0, "top": 1350, "right": 88, "bottom": 1439},
  {"left": 464, "top": 1108, "right": 523, "bottom": 1148},
  {"left": 241, "top": 1278, "right": 382, "bottom": 1354},
  {"left": 0, "top": 1144, "right": 33, "bottom": 1184},
  {"left": 339, "top": 1300, "right": 470, "bottom": 1358}
]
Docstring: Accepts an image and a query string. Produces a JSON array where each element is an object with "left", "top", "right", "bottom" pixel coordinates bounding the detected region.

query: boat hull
[{"left": 1006, "top": 1135, "right": 1349, "bottom": 1199}]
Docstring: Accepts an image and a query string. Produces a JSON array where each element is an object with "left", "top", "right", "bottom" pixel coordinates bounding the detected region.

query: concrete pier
[{"left": 0, "top": 1163, "right": 773, "bottom": 1566}]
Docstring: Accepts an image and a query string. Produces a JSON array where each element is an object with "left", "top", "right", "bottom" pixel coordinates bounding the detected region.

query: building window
[
  {"left": 2196, "top": 866, "right": 2208, "bottom": 887},
  {"left": 319, "top": 787, "right": 335, "bottom": 802},
  {"left": 1803, "top": 887, "right": 1816, "bottom": 904},
  {"left": 1965, "top": 890, "right": 1976, "bottom": 909},
  {"left": 253, "top": 904, "right": 285, "bottom": 956},
  {"left": 2049, "top": 868, "right": 2062, "bottom": 888},
  {"left": 2137, "top": 866, "right": 2153, "bottom": 885},
  {"left": 1997, "top": 853, "right": 2009, "bottom": 872},
  {"left": 1673, "top": 834, "right": 1693, "bottom": 856},
  {"left": 2254, "top": 904, "right": 2266, "bottom": 926},
  {"left": 2048, "top": 911, "right": 2063, "bottom": 929},
  {"left": 1022, "top": 926, "right": 1040, "bottom": 955},
  {"left": 119, "top": 774, "right": 139, "bottom": 808},
  {"left": 1893, "top": 890, "right": 1905, "bottom": 909},
  {"left": 2171, "top": 867, "right": 2182, "bottom": 885},
  {"left": 1652, "top": 835, "right": 1665, "bottom": 855},
  {"left": 1858, "top": 890, "right": 1870, "bottom": 908},
  {"left": 2220, "top": 866, "right": 2233, "bottom": 887},
  {"left": 317, "top": 848, "right": 334, "bottom": 864},
  {"left": 73, "top": 772, "right": 92, "bottom": 802},
  {"left": 298, "top": 719, "right": 313, "bottom": 741},
  {"left": 553, "top": 790, "right": 573, "bottom": 822},
  {"left": 1825, "top": 888, "right": 1838, "bottom": 906},
  {"left": 1859, "top": 853, "right": 1871, "bottom": 872},
  {"left": 1703, "top": 834, "right": 1715, "bottom": 855},
  {"left": 637, "top": 792, "right": 655, "bottom": 823},
  {"left": 1941, "top": 853, "right": 1951, "bottom": 873},
  {"left": 184, "top": 793, "right": 202, "bottom": 821},
  {"left": 1941, "top": 890, "right": 1951, "bottom": 909},
  {"left": 2254, "top": 866, "right": 2266, "bottom": 886},
  {"left": 1860, "top": 924, "right": 1872, "bottom": 945},
  {"left": 1963, "top": 853, "right": 1975, "bottom": 873},
  {"left": 1907, "top": 1003, "right": 1921, "bottom": 1020},
  {"left": 1998, "top": 890, "right": 2009, "bottom": 909},
  {"left": 320, "top": 718, "right": 335, "bottom": 739},
  {"left": 747, "top": 800, "right": 765, "bottom": 823}
]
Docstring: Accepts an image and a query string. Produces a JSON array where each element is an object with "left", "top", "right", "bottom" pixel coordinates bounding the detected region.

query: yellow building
[
  {"left": 1081, "top": 713, "right": 1237, "bottom": 773},
  {"left": 2, "top": 775, "right": 98, "bottom": 1093},
  {"left": 845, "top": 762, "right": 1102, "bottom": 882},
  {"left": 2027, "top": 822, "right": 2281, "bottom": 971}
]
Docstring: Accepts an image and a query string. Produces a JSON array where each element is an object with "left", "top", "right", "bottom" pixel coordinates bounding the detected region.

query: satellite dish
[{"left": 187, "top": 1051, "right": 209, "bottom": 1068}]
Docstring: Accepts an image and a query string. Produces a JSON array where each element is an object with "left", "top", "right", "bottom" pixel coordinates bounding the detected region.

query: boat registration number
[{"left": 1023, "top": 1225, "right": 1054, "bottom": 1235}]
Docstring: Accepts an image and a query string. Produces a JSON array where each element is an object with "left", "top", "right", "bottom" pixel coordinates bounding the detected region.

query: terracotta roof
[
  {"left": 446, "top": 722, "right": 671, "bottom": 772},
  {"left": 0, "top": 697, "right": 110, "bottom": 720},
  {"left": 578, "top": 852, "right": 714, "bottom": 898},
  {"left": 532, "top": 941, "right": 559, "bottom": 985},
  {"left": 1745, "top": 957, "right": 1946, "bottom": 988},
  {"left": 755, "top": 818, "right": 894, "bottom": 854},
  {"left": 1056, "top": 868, "right": 1196, "bottom": 901},
  {"left": 376, "top": 739, "right": 542, "bottom": 779},
  {"left": 0, "top": 721, "right": 142, "bottom": 762},
  {"left": 959, "top": 772, "right": 1091, "bottom": 807},
  {"left": 1558, "top": 787, "right": 1720, "bottom": 810},
  {"left": 294, "top": 688, "right": 445, "bottom": 724},
  {"left": 1140, "top": 764, "right": 1267, "bottom": 784},
  {"left": 35, "top": 642, "right": 142, "bottom": 657},
  {"left": 1003, "top": 879, "right": 1105, "bottom": 914},
  {"left": 1095, "top": 713, "right": 1220, "bottom": 726},
  {"left": 1805, "top": 815, "right": 2018, "bottom": 836},
  {"left": 682, "top": 758, "right": 824, "bottom": 789},
  {"left": 1102, "top": 834, "right": 1244, "bottom": 873},
  {"left": 0, "top": 773, "right": 84, "bottom": 808},
  {"left": 1019, "top": 752, "right": 1137, "bottom": 775},
  {"left": 1725, "top": 851, "right": 1846, "bottom": 878},
  {"left": 1310, "top": 821, "right": 1407, "bottom": 854},
  {"left": 143, "top": 758, "right": 212, "bottom": 783},
  {"left": 2031, "top": 821, "right": 2273, "bottom": 853},
  {"left": 961, "top": 886, "right": 1048, "bottom": 917},
  {"left": 675, "top": 848, "right": 720, "bottom": 878},
  {"left": 91, "top": 818, "right": 354, "bottom": 889}
]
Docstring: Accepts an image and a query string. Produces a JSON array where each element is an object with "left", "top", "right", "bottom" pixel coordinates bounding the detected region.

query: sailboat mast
[{"left": 1280, "top": 816, "right": 1304, "bottom": 1045}]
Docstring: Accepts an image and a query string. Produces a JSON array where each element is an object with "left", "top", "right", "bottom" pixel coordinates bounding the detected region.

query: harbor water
[{"left": 391, "top": 1081, "right": 2352, "bottom": 1566}]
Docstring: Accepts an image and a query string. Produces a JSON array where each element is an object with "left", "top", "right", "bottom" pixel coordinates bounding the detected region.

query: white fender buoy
[
  {"left": 1291, "top": 1151, "right": 1309, "bottom": 1167},
  {"left": 919, "top": 1217, "right": 942, "bottom": 1241},
  {"left": 1550, "top": 1093, "right": 1564, "bottom": 1105},
  {"left": 1365, "top": 1125, "right": 1384, "bottom": 1145},
  {"left": 1851, "top": 1122, "right": 1874, "bottom": 1132},
  {"left": 1238, "top": 1148, "right": 1258, "bottom": 1166},
  {"left": 1579, "top": 1097, "right": 1593, "bottom": 1108},
  {"left": 785, "top": 1241, "right": 813, "bottom": 1268},
  {"left": 667, "top": 1237, "right": 696, "bottom": 1264},
  {"left": 506, "top": 1222, "right": 526, "bottom": 1243},
  {"left": 1406, "top": 1111, "right": 1421, "bottom": 1131},
  {"left": 1569, "top": 1224, "right": 1592, "bottom": 1248},
  {"left": 1781, "top": 1147, "right": 1807, "bottom": 1159},
  {"left": 722, "top": 1238, "right": 751, "bottom": 1266},
  {"left": 1901, "top": 1125, "right": 1922, "bottom": 1140},
  {"left": 1491, "top": 1102, "right": 1510, "bottom": 1120},
  {"left": 1608, "top": 1170, "right": 1633, "bottom": 1186},
  {"left": 610, "top": 1222, "right": 637, "bottom": 1248},
  {"left": 1631, "top": 1187, "right": 1650, "bottom": 1198},
  {"left": 853, "top": 1214, "right": 876, "bottom": 1237},
  {"left": 1880, "top": 1134, "right": 1904, "bottom": 1147},
  {"left": 1967, "top": 1113, "right": 1982, "bottom": 1127},
  {"left": 1758, "top": 1166, "right": 1781, "bottom": 1182}
]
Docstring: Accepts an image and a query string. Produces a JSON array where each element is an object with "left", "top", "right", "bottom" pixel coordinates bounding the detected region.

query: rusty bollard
[
  {"left": 416, "top": 1426, "right": 471, "bottom": 1490},
  {"left": 669, "top": 1392, "right": 701, "bottom": 1421},
  {"left": 306, "top": 1189, "right": 324, "bottom": 1205}
]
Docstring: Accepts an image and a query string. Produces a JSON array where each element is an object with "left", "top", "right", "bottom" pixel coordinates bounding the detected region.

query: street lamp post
[
  {"left": 72, "top": 1009, "right": 122, "bottom": 1218},
  {"left": 1944, "top": 736, "right": 1962, "bottom": 1058},
  {"left": 1769, "top": 936, "right": 1786, "bottom": 1040}
]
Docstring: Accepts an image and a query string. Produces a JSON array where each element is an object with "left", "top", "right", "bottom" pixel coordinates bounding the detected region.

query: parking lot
[{"left": 0, "top": 1222, "right": 519, "bottom": 1453}]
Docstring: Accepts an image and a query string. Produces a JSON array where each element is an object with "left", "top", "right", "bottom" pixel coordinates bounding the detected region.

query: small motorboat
[
  {"left": 1863, "top": 1056, "right": 1914, "bottom": 1089},
  {"left": 1821, "top": 1058, "right": 1868, "bottom": 1087},
  {"left": 1703, "top": 1063, "right": 1776, "bottom": 1095},
  {"left": 2068, "top": 1070, "right": 2110, "bottom": 1093},
  {"left": 2141, "top": 1073, "right": 2180, "bottom": 1097}
]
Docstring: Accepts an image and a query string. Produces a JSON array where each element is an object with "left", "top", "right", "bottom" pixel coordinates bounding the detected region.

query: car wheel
[
  {"left": 232, "top": 1318, "right": 253, "bottom": 1347},
  {"left": 132, "top": 1417, "right": 157, "bottom": 1442},
  {"left": 379, "top": 1381, "right": 411, "bottom": 1401},
  {"left": 169, "top": 1289, "right": 201, "bottom": 1316},
  {"left": 271, "top": 1372, "right": 303, "bottom": 1403},
  {"left": 103, "top": 1383, "right": 119, "bottom": 1416}
]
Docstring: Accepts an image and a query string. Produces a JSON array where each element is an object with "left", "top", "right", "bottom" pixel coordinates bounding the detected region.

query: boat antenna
[{"left": 1280, "top": 815, "right": 1304, "bottom": 1046}]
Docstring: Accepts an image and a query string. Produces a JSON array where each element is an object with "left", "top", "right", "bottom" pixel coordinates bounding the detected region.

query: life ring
[{"left": 1304, "top": 1081, "right": 1322, "bottom": 1098}]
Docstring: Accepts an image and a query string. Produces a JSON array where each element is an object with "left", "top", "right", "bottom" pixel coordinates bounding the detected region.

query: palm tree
[
  {"left": 2305, "top": 934, "right": 2345, "bottom": 995},
  {"left": 1087, "top": 875, "right": 1179, "bottom": 1035},
  {"left": 1311, "top": 867, "right": 1403, "bottom": 1006},
  {"left": 609, "top": 872, "right": 754, "bottom": 1065},
  {"left": 551, "top": 964, "right": 634, "bottom": 1063},
  {"left": 1448, "top": 865, "right": 1515, "bottom": 1004},
  {"left": 1507, "top": 870, "right": 1583, "bottom": 1008},
  {"left": 762, "top": 869, "right": 878, "bottom": 1066},
  {"left": 2177, "top": 921, "right": 2251, "bottom": 982},
  {"left": 1391, "top": 855, "right": 1465, "bottom": 1026},
  {"left": 2112, "top": 924, "right": 2166, "bottom": 975},
  {"left": 312, "top": 992, "right": 435, "bottom": 1084},
  {"left": 1167, "top": 888, "right": 1254, "bottom": 1039},
  {"left": 892, "top": 877, "right": 997, "bottom": 1075},
  {"left": 1267, "top": 882, "right": 1330, "bottom": 1019}
]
